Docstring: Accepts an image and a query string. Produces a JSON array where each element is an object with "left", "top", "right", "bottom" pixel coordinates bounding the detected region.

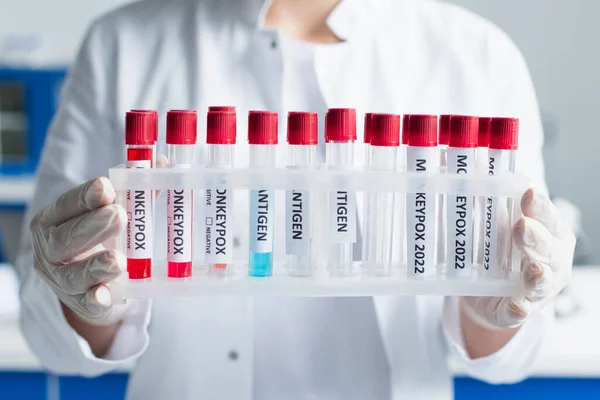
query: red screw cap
[
  {"left": 448, "top": 115, "right": 479, "bottom": 148},
  {"left": 401, "top": 115, "right": 410, "bottom": 145},
  {"left": 325, "top": 108, "right": 357, "bottom": 142},
  {"left": 207, "top": 110, "right": 236, "bottom": 144},
  {"left": 287, "top": 112, "right": 318, "bottom": 145},
  {"left": 209, "top": 106, "right": 236, "bottom": 113},
  {"left": 438, "top": 115, "right": 451, "bottom": 146},
  {"left": 478, "top": 117, "right": 492, "bottom": 147},
  {"left": 370, "top": 113, "right": 401, "bottom": 147},
  {"left": 364, "top": 113, "right": 374, "bottom": 144},
  {"left": 248, "top": 111, "right": 278, "bottom": 145},
  {"left": 166, "top": 110, "right": 197, "bottom": 145},
  {"left": 130, "top": 110, "right": 158, "bottom": 142},
  {"left": 403, "top": 114, "right": 438, "bottom": 147},
  {"left": 126, "top": 111, "right": 156, "bottom": 145},
  {"left": 489, "top": 117, "right": 519, "bottom": 150}
]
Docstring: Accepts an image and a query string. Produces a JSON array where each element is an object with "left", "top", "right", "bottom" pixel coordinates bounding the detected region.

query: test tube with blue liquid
[{"left": 248, "top": 111, "right": 278, "bottom": 277}]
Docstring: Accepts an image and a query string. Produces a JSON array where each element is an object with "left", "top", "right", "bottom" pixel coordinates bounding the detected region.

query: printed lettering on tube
[
  {"left": 446, "top": 115, "right": 478, "bottom": 278},
  {"left": 405, "top": 114, "right": 438, "bottom": 278},
  {"left": 248, "top": 111, "right": 278, "bottom": 277},
  {"left": 362, "top": 113, "right": 400, "bottom": 276},
  {"left": 165, "top": 110, "right": 197, "bottom": 278},
  {"left": 483, "top": 117, "right": 519, "bottom": 278},
  {"left": 125, "top": 111, "right": 156, "bottom": 280},
  {"left": 205, "top": 107, "right": 236, "bottom": 274},
  {"left": 474, "top": 117, "right": 491, "bottom": 266},
  {"left": 285, "top": 112, "right": 318, "bottom": 276},
  {"left": 436, "top": 115, "right": 450, "bottom": 268}
]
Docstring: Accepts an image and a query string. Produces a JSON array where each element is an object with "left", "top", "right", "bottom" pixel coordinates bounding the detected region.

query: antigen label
[
  {"left": 250, "top": 189, "right": 274, "bottom": 253},
  {"left": 126, "top": 160, "right": 153, "bottom": 259},
  {"left": 286, "top": 190, "right": 310, "bottom": 255},
  {"left": 328, "top": 191, "right": 357, "bottom": 243}
]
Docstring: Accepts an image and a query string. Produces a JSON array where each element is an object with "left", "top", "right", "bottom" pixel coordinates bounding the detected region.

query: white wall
[
  {"left": 0, "top": 0, "right": 134, "bottom": 65},
  {"left": 447, "top": 0, "right": 600, "bottom": 261}
]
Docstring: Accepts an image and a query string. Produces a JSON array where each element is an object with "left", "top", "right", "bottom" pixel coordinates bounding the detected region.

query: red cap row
[{"left": 125, "top": 109, "right": 518, "bottom": 150}]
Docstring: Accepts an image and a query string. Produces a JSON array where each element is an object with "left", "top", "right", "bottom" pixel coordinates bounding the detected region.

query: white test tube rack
[{"left": 109, "top": 165, "right": 529, "bottom": 300}]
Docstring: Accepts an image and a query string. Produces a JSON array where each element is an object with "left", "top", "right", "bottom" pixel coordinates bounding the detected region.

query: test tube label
[
  {"left": 446, "top": 147, "right": 475, "bottom": 277},
  {"left": 406, "top": 147, "right": 437, "bottom": 277},
  {"left": 249, "top": 189, "right": 274, "bottom": 253},
  {"left": 204, "top": 187, "right": 233, "bottom": 263},
  {"left": 285, "top": 190, "right": 310, "bottom": 255},
  {"left": 166, "top": 188, "right": 193, "bottom": 263},
  {"left": 328, "top": 191, "right": 357, "bottom": 243},
  {"left": 125, "top": 160, "right": 153, "bottom": 259}
]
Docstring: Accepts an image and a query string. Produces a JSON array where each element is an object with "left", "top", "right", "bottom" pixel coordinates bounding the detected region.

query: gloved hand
[
  {"left": 31, "top": 177, "right": 128, "bottom": 326},
  {"left": 461, "top": 187, "right": 575, "bottom": 329}
]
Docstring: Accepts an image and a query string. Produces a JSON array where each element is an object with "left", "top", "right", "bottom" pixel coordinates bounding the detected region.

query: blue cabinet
[
  {"left": 0, "top": 67, "right": 66, "bottom": 175},
  {"left": 0, "top": 371, "right": 47, "bottom": 399}
]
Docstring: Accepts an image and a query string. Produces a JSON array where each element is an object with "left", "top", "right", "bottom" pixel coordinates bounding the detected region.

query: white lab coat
[{"left": 16, "top": 0, "right": 553, "bottom": 399}]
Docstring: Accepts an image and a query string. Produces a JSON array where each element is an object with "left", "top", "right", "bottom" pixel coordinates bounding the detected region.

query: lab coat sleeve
[
  {"left": 442, "top": 31, "right": 553, "bottom": 384},
  {"left": 15, "top": 18, "right": 151, "bottom": 376}
]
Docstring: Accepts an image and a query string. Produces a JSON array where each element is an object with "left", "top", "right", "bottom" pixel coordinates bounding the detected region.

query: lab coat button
[
  {"left": 228, "top": 350, "right": 239, "bottom": 361},
  {"left": 233, "top": 237, "right": 240, "bottom": 248}
]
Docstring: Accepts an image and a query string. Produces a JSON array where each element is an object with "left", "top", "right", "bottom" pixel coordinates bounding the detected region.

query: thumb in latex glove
[{"left": 461, "top": 187, "right": 575, "bottom": 329}]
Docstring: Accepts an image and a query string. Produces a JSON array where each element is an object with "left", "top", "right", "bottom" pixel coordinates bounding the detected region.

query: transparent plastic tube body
[
  {"left": 286, "top": 145, "right": 318, "bottom": 276},
  {"left": 126, "top": 144, "right": 154, "bottom": 280},
  {"left": 406, "top": 145, "right": 438, "bottom": 278},
  {"left": 249, "top": 145, "right": 276, "bottom": 277},
  {"left": 473, "top": 146, "right": 489, "bottom": 266},
  {"left": 446, "top": 146, "right": 476, "bottom": 278},
  {"left": 327, "top": 141, "right": 356, "bottom": 277},
  {"left": 205, "top": 144, "right": 235, "bottom": 274},
  {"left": 166, "top": 145, "right": 195, "bottom": 278},
  {"left": 362, "top": 146, "right": 397, "bottom": 276},
  {"left": 436, "top": 145, "right": 447, "bottom": 268},
  {"left": 483, "top": 148, "right": 517, "bottom": 278}
]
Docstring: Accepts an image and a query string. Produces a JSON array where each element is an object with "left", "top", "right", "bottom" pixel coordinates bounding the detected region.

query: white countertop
[
  {"left": 1, "top": 266, "right": 599, "bottom": 376},
  {"left": 0, "top": 176, "right": 35, "bottom": 205}
]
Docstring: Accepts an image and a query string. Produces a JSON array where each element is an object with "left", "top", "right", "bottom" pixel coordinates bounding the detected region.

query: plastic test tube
[
  {"left": 437, "top": 115, "right": 450, "bottom": 268},
  {"left": 483, "top": 117, "right": 519, "bottom": 277},
  {"left": 446, "top": 115, "right": 478, "bottom": 278},
  {"left": 165, "top": 110, "right": 197, "bottom": 278},
  {"left": 205, "top": 107, "right": 236, "bottom": 274},
  {"left": 364, "top": 113, "right": 373, "bottom": 166},
  {"left": 362, "top": 113, "right": 400, "bottom": 276},
  {"left": 248, "top": 111, "right": 278, "bottom": 277},
  {"left": 125, "top": 111, "right": 156, "bottom": 279},
  {"left": 474, "top": 117, "right": 491, "bottom": 266},
  {"left": 405, "top": 114, "right": 438, "bottom": 278},
  {"left": 285, "top": 112, "right": 318, "bottom": 276},
  {"left": 325, "top": 108, "right": 357, "bottom": 277}
]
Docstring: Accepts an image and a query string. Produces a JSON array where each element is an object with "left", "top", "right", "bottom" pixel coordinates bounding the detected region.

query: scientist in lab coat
[{"left": 17, "top": 0, "right": 575, "bottom": 399}]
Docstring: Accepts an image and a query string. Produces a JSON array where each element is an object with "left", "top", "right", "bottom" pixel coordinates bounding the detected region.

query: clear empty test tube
[
  {"left": 437, "top": 116, "right": 450, "bottom": 270},
  {"left": 125, "top": 111, "right": 156, "bottom": 279},
  {"left": 166, "top": 111, "right": 197, "bottom": 278},
  {"left": 362, "top": 113, "right": 400, "bottom": 276},
  {"left": 446, "top": 115, "right": 478, "bottom": 278},
  {"left": 285, "top": 112, "right": 318, "bottom": 276},
  {"left": 483, "top": 117, "right": 519, "bottom": 278},
  {"left": 248, "top": 111, "right": 278, "bottom": 277},
  {"left": 474, "top": 117, "right": 491, "bottom": 266},
  {"left": 405, "top": 115, "right": 438, "bottom": 278},
  {"left": 325, "top": 108, "right": 357, "bottom": 277},
  {"left": 205, "top": 107, "right": 237, "bottom": 275}
]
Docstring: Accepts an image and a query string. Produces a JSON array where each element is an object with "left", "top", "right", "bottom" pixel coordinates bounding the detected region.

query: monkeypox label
[
  {"left": 250, "top": 189, "right": 274, "bottom": 253},
  {"left": 483, "top": 149, "right": 509, "bottom": 276},
  {"left": 328, "top": 190, "right": 356, "bottom": 243},
  {"left": 126, "top": 160, "right": 153, "bottom": 259},
  {"left": 407, "top": 146, "right": 437, "bottom": 278},
  {"left": 286, "top": 190, "right": 310, "bottom": 254},
  {"left": 446, "top": 147, "right": 475, "bottom": 277},
  {"left": 204, "top": 186, "right": 232, "bottom": 263}
]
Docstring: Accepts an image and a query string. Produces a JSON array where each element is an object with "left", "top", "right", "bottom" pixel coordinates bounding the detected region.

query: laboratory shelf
[{"left": 111, "top": 262, "right": 525, "bottom": 300}]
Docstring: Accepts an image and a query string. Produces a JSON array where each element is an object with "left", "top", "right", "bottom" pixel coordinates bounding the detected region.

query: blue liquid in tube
[{"left": 249, "top": 189, "right": 274, "bottom": 277}]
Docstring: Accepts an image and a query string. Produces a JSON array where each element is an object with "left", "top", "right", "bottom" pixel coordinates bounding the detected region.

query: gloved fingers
[
  {"left": 521, "top": 187, "right": 573, "bottom": 241},
  {"left": 461, "top": 296, "right": 530, "bottom": 329},
  {"left": 513, "top": 217, "right": 565, "bottom": 270},
  {"left": 47, "top": 204, "right": 126, "bottom": 264},
  {"left": 33, "top": 177, "right": 115, "bottom": 229},
  {"left": 521, "top": 257, "right": 553, "bottom": 301},
  {"left": 498, "top": 297, "right": 531, "bottom": 328},
  {"left": 51, "top": 249, "right": 123, "bottom": 296}
]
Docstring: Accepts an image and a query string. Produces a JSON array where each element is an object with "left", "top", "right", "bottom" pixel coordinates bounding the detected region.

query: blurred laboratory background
[{"left": 0, "top": 0, "right": 598, "bottom": 399}]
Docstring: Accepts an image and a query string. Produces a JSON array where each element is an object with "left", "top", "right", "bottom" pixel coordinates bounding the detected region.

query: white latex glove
[
  {"left": 461, "top": 187, "right": 575, "bottom": 329},
  {"left": 31, "top": 177, "right": 128, "bottom": 325}
]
